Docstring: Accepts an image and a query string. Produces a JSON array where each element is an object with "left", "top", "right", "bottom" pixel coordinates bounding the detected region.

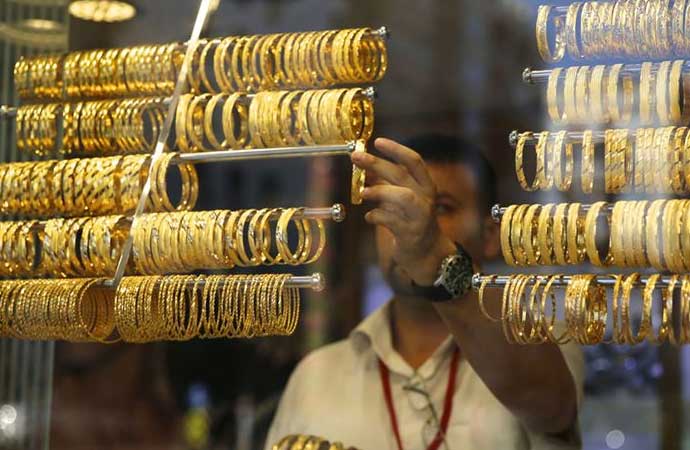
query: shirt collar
[{"left": 349, "top": 300, "right": 456, "bottom": 380}]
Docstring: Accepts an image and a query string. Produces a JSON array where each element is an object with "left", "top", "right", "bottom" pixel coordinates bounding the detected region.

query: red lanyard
[{"left": 378, "top": 348, "right": 460, "bottom": 450}]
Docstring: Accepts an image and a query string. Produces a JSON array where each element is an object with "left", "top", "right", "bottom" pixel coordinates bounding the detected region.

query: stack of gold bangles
[
  {"left": 501, "top": 200, "right": 690, "bottom": 271},
  {"left": 273, "top": 435, "right": 357, "bottom": 450},
  {"left": 0, "top": 153, "right": 198, "bottom": 218},
  {"left": 15, "top": 88, "right": 373, "bottom": 157},
  {"left": 115, "top": 274, "right": 300, "bottom": 342},
  {"left": 14, "top": 28, "right": 387, "bottom": 101},
  {"left": 176, "top": 88, "right": 373, "bottom": 151},
  {"left": 545, "top": 60, "right": 690, "bottom": 127},
  {"left": 515, "top": 127, "right": 690, "bottom": 194},
  {"left": 479, "top": 274, "right": 690, "bottom": 345},
  {"left": 0, "top": 208, "right": 328, "bottom": 278},
  {"left": 16, "top": 98, "right": 167, "bottom": 156},
  {"left": 537, "top": 1, "right": 690, "bottom": 63},
  {"left": 132, "top": 208, "right": 326, "bottom": 274},
  {"left": 0, "top": 278, "right": 116, "bottom": 342},
  {"left": 0, "top": 274, "right": 301, "bottom": 342}
]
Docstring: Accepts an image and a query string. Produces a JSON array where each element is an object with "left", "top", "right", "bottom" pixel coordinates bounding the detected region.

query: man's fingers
[
  {"left": 351, "top": 151, "right": 417, "bottom": 190},
  {"left": 361, "top": 184, "right": 423, "bottom": 218},
  {"left": 364, "top": 208, "right": 404, "bottom": 232},
  {"left": 374, "top": 138, "right": 435, "bottom": 194}
]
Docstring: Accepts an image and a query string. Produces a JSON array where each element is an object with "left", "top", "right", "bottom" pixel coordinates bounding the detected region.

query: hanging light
[{"left": 68, "top": 0, "right": 137, "bottom": 23}]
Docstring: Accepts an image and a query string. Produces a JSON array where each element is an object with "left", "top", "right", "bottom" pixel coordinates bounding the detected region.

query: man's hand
[{"left": 351, "top": 137, "right": 457, "bottom": 286}]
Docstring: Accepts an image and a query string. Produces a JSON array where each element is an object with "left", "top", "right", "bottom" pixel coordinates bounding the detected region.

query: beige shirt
[{"left": 265, "top": 301, "right": 585, "bottom": 450}]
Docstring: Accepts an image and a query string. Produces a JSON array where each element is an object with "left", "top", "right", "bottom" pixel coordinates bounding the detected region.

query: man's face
[{"left": 375, "top": 162, "right": 499, "bottom": 295}]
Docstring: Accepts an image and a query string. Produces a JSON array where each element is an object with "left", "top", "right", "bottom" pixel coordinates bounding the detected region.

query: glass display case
[{"left": 0, "top": 1, "right": 687, "bottom": 450}]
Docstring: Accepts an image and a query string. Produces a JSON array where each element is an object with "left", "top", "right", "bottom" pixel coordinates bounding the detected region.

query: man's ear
[{"left": 481, "top": 215, "right": 501, "bottom": 261}]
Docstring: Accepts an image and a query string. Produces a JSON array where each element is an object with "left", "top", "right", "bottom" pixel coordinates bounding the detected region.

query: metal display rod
[
  {"left": 521, "top": 63, "right": 690, "bottom": 84},
  {"left": 174, "top": 142, "right": 358, "bottom": 164},
  {"left": 489, "top": 203, "right": 614, "bottom": 223},
  {"left": 472, "top": 273, "right": 678, "bottom": 290},
  {"left": 0, "top": 87, "right": 377, "bottom": 118},
  {"left": 24, "top": 203, "right": 347, "bottom": 231},
  {"left": 508, "top": 129, "right": 625, "bottom": 147},
  {"left": 103, "top": 273, "right": 327, "bottom": 291}
]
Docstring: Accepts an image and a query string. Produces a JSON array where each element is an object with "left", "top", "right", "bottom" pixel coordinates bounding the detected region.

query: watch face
[{"left": 442, "top": 250, "right": 473, "bottom": 298}]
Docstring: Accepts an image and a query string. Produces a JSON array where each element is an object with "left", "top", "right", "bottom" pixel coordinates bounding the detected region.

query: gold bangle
[
  {"left": 522, "top": 204, "right": 541, "bottom": 265},
  {"left": 646, "top": 199, "right": 666, "bottom": 270},
  {"left": 510, "top": 204, "right": 528, "bottom": 266},
  {"left": 536, "top": 5, "right": 566, "bottom": 63},
  {"left": 656, "top": 61, "right": 672, "bottom": 125},
  {"left": 552, "top": 203, "right": 569, "bottom": 266},
  {"left": 351, "top": 140, "right": 366, "bottom": 205},
  {"left": 565, "top": 2, "right": 583, "bottom": 60},
  {"left": 575, "top": 65, "right": 590, "bottom": 120},
  {"left": 581, "top": 130, "right": 595, "bottom": 193},
  {"left": 590, "top": 65, "right": 608, "bottom": 123},
  {"left": 584, "top": 202, "right": 608, "bottom": 267},
  {"left": 669, "top": 60, "right": 686, "bottom": 124},
  {"left": 640, "top": 62, "right": 655, "bottom": 125},
  {"left": 515, "top": 132, "right": 539, "bottom": 191},
  {"left": 547, "top": 68, "right": 564, "bottom": 124},
  {"left": 563, "top": 66, "right": 579, "bottom": 125},
  {"left": 566, "top": 203, "right": 584, "bottom": 264},
  {"left": 552, "top": 130, "right": 573, "bottom": 192},
  {"left": 536, "top": 203, "right": 555, "bottom": 266},
  {"left": 501, "top": 205, "right": 518, "bottom": 266}
]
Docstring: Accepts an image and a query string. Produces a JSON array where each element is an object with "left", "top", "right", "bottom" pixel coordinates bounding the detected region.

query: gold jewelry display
[
  {"left": 514, "top": 127, "right": 690, "bottom": 194},
  {"left": 0, "top": 24, "right": 387, "bottom": 343},
  {"left": 536, "top": 0, "right": 686, "bottom": 62},
  {"left": 477, "top": 273, "right": 690, "bottom": 346},
  {"left": 500, "top": 200, "right": 690, "bottom": 272},
  {"left": 543, "top": 61, "right": 687, "bottom": 127},
  {"left": 114, "top": 274, "right": 300, "bottom": 342},
  {"left": 16, "top": 28, "right": 386, "bottom": 101},
  {"left": 0, "top": 154, "right": 197, "bottom": 218}
]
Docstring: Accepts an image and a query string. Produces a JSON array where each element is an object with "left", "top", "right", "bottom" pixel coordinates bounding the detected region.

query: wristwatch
[{"left": 411, "top": 243, "right": 474, "bottom": 302}]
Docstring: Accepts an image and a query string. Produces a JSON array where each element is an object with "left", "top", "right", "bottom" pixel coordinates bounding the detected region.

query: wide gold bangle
[
  {"left": 510, "top": 205, "right": 528, "bottom": 266},
  {"left": 566, "top": 203, "right": 583, "bottom": 264},
  {"left": 646, "top": 200, "right": 666, "bottom": 270},
  {"left": 552, "top": 130, "right": 573, "bottom": 192},
  {"left": 515, "top": 132, "right": 538, "bottom": 192},
  {"left": 547, "top": 68, "right": 564, "bottom": 124},
  {"left": 565, "top": 2, "right": 583, "bottom": 60},
  {"left": 522, "top": 204, "right": 541, "bottom": 265},
  {"left": 563, "top": 66, "right": 579, "bottom": 125},
  {"left": 669, "top": 60, "right": 686, "bottom": 124},
  {"left": 552, "top": 203, "right": 569, "bottom": 266},
  {"left": 536, "top": 5, "right": 566, "bottom": 63},
  {"left": 581, "top": 130, "right": 595, "bottom": 193},
  {"left": 656, "top": 61, "right": 672, "bottom": 125},
  {"left": 584, "top": 201, "right": 610, "bottom": 266},
  {"left": 501, "top": 205, "right": 518, "bottom": 266},
  {"left": 639, "top": 62, "right": 655, "bottom": 125}
]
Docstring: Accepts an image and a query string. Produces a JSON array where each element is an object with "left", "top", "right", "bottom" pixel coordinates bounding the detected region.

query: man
[{"left": 265, "top": 135, "right": 584, "bottom": 450}]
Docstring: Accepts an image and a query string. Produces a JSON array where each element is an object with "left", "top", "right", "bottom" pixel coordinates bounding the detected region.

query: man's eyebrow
[{"left": 435, "top": 192, "right": 460, "bottom": 203}]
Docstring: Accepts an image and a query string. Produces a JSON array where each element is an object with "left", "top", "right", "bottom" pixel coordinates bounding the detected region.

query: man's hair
[{"left": 402, "top": 134, "right": 498, "bottom": 214}]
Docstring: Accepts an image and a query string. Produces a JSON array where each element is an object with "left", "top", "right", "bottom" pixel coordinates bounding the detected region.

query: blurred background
[{"left": 0, "top": 0, "right": 687, "bottom": 449}]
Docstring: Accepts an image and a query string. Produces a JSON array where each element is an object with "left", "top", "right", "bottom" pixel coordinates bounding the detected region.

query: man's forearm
[{"left": 432, "top": 287, "right": 578, "bottom": 435}]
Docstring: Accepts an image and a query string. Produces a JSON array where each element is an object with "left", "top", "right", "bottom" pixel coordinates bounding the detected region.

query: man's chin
[{"left": 384, "top": 266, "right": 418, "bottom": 297}]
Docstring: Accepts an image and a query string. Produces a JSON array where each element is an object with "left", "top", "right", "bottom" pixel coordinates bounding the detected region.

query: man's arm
[{"left": 352, "top": 137, "right": 579, "bottom": 435}]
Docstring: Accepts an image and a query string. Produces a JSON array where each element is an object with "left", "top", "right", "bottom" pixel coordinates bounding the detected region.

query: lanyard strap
[{"left": 378, "top": 347, "right": 460, "bottom": 450}]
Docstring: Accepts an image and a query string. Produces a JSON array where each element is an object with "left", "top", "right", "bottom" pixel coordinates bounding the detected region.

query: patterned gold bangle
[
  {"left": 552, "top": 203, "right": 569, "bottom": 266},
  {"left": 646, "top": 199, "right": 666, "bottom": 270},
  {"left": 522, "top": 204, "right": 541, "bottom": 265},
  {"left": 536, "top": 5, "right": 566, "bottom": 63},
  {"left": 501, "top": 205, "right": 518, "bottom": 266}
]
